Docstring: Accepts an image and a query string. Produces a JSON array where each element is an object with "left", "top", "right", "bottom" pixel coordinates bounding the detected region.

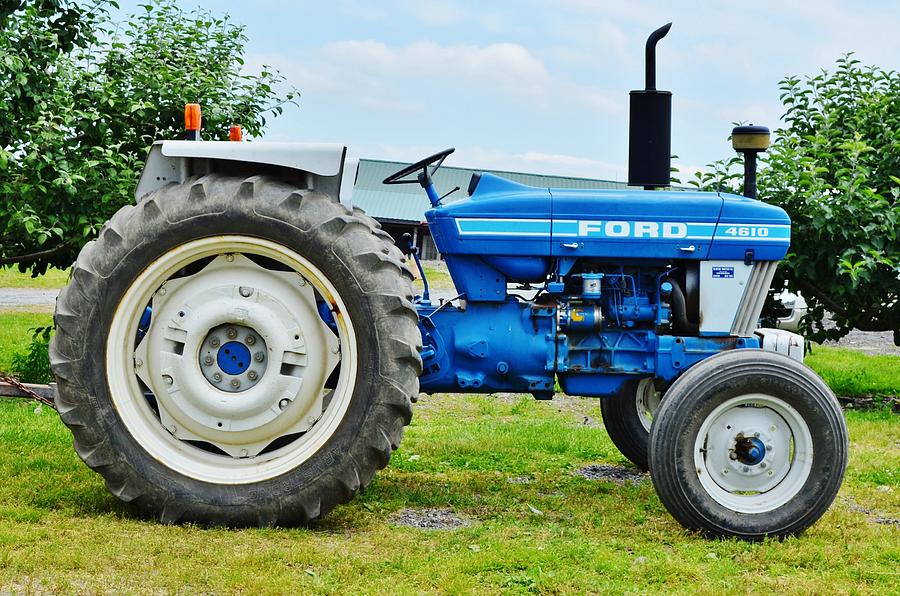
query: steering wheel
[{"left": 382, "top": 147, "right": 455, "bottom": 185}]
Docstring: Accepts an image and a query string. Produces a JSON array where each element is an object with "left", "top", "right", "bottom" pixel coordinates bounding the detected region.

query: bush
[
  {"left": 11, "top": 326, "right": 52, "bottom": 384},
  {"left": 678, "top": 56, "right": 900, "bottom": 344}
]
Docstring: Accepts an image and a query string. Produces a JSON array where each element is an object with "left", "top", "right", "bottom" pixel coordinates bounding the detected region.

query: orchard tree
[
  {"left": 0, "top": 0, "right": 298, "bottom": 274},
  {"left": 680, "top": 57, "right": 899, "bottom": 345}
]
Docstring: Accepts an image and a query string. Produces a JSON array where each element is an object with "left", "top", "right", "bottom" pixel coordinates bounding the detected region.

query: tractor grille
[{"left": 731, "top": 261, "right": 778, "bottom": 337}]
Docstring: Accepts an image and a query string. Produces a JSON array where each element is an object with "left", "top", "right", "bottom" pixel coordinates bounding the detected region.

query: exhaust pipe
[{"left": 628, "top": 23, "right": 672, "bottom": 190}]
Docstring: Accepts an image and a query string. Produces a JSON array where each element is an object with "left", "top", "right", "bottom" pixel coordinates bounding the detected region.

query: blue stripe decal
[
  {"left": 456, "top": 218, "right": 551, "bottom": 236},
  {"left": 454, "top": 218, "right": 790, "bottom": 242}
]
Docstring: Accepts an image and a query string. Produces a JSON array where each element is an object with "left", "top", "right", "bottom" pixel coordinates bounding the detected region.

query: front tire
[
  {"left": 600, "top": 378, "right": 662, "bottom": 470},
  {"left": 50, "top": 174, "right": 422, "bottom": 526},
  {"left": 649, "top": 350, "right": 847, "bottom": 539}
]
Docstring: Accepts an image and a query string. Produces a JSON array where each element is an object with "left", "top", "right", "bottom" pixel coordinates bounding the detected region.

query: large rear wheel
[{"left": 50, "top": 175, "right": 421, "bottom": 525}]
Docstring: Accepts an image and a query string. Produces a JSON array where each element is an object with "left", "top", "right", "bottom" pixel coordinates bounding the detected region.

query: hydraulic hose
[{"left": 668, "top": 278, "right": 699, "bottom": 335}]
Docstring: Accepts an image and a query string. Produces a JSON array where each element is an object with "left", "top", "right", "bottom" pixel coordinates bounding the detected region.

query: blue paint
[
  {"left": 401, "top": 169, "right": 787, "bottom": 399},
  {"left": 218, "top": 341, "right": 251, "bottom": 375}
]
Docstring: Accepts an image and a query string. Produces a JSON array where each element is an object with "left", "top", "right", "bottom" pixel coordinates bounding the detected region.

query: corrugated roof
[{"left": 353, "top": 159, "right": 628, "bottom": 223}]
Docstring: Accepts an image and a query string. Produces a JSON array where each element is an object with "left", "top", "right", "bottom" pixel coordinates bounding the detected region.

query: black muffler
[{"left": 628, "top": 23, "right": 672, "bottom": 190}]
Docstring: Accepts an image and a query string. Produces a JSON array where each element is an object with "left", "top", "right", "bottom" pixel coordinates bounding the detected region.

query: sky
[{"left": 117, "top": 0, "right": 900, "bottom": 181}]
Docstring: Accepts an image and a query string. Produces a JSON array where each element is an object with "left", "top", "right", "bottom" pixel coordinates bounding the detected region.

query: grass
[
  {"left": 0, "top": 266, "right": 69, "bottom": 289},
  {"left": 0, "top": 312, "right": 53, "bottom": 373},
  {"left": 415, "top": 260, "right": 455, "bottom": 292},
  {"left": 0, "top": 393, "right": 897, "bottom": 594},
  {"left": 0, "top": 312, "right": 898, "bottom": 592},
  {"left": 807, "top": 345, "right": 900, "bottom": 398}
]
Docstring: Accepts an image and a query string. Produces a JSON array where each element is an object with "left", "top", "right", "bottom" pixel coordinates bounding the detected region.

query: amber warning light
[
  {"left": 229, "top": 125, "right": 243, "bottom": 142},
  {"left": 184, "top": 103, "right": 202, "bottom": 140}
]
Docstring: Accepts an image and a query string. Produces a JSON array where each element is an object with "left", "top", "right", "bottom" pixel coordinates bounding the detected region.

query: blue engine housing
[{"left": 415, "top": 173, "right": 790, "bottom": 397}]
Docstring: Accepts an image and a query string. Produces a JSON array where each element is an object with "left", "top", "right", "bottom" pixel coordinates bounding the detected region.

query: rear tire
[
  {"left": 50, "top": 174, "right": 421, "bottom": 526},
  {"left": 649, "top": 350, "right": 847, "bottom": 539},
  {"left": 600, "top": 378, "right": 661, "bottom": 470}
]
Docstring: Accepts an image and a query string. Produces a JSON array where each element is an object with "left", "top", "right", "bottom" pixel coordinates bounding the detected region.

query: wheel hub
[
  {"left": 133, "top": 253, "right": 341, "bottom": 457},
  {"left": 734, "top": 435, "right": 766, "bottom": 466},
  {"left": 694, "top": 394, "right": 814, "bottom": 514},
  {"left": 200, "top": 324, "right": 267, "bottom": 392}
]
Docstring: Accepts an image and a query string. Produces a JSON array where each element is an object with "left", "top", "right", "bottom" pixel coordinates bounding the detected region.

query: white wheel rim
[
  {"left": 694, "top": 393, "right": 813, "bottom": 514},
  {"left": 635, "top": 378, "right": 661, "bottom": 432},
  {"left": 106, "top": 236, "right": 358, "bottom": 484}
]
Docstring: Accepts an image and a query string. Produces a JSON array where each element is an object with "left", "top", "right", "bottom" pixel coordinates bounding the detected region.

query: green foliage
[
  {"left": 0, "top": 0, "right": 298, "bottom": 274},
  {"left": 681, "top": 57, "right": 900, "bottom": 343},
  {"left": 10, "top": 326, "right": 52, "bottom": 384}
]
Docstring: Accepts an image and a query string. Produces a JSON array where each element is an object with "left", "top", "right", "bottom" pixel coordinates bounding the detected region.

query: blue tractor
[{"left": 50, "top": 24, "right": 846, "bottom": 539}]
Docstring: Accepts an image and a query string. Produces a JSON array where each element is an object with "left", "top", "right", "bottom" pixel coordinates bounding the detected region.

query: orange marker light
[
  {"left": 229, "top": 125, "right": 243, "bottom": 142},
  {"left": 184, "top": 103, "right": 202, "bottom": 140}
]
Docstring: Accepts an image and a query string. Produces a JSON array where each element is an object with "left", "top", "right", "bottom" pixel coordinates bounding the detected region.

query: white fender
[{"left": 136, "top": 140, "right": 358, "bottom": 208}]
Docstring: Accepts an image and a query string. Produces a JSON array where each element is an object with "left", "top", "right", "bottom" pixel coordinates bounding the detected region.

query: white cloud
[
  {"left": 399, "top": 0, "right": 465, "bottom": 27},
  {"left": 366, "top": 143, "right": 628, "bottom": 180}
]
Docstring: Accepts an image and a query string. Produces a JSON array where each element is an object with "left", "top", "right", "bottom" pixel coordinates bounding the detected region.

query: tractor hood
[{"left": 427, "top": 173, "right": 790, "bottom": 262}]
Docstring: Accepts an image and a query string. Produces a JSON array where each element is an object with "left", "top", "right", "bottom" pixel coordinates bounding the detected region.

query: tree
[
  {"left": 679, "top": 57, "right": 900, "bottom": 344},
  {"left": 0, "top": 0, "right": 297, "bottom": 274}
]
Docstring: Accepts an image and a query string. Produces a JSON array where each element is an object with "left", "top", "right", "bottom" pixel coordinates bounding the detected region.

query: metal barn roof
[{"left": 353, "top": 159, "right": 628, "bottom": 224}]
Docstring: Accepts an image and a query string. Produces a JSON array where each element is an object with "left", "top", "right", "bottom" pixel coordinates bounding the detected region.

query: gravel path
[
  {"left": 0, "top": 288, "right": 58, "bottom": 312},
  {"left": 824, "top": 328, "right": 899, "bottom": 356}
]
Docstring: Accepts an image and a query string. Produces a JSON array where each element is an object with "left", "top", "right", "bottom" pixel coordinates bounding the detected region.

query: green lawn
[
  {"left": 0, "top": 312, "right": 53, "bottom": 373},
  {"left": 416, "top": 261, "right": 455, "bottom": 292},
  {"left": 0, "top": 310, "right": 898, "bottom": 592},
  {"left": 0, "top": 266, "right": 69, "bottom": 289},
  {"left": 807, "top": 345, "right": 900, "bottom": 398},
  {"left": 0, "top": 393, "right": 896, "bottom": 594}
]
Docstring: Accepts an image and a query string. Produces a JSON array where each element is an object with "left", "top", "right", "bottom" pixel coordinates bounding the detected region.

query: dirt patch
[
  {"left": 506, "top": 475, "right": 532, "bottom": 484},
  {"left": 389, "top": 507, "right": 470, "bottom": 530},
  {"left": 575, "top": 464, "right": 648, "bottom": 484},
  {"left": 844, "top": 498, "right": 900, "bottom": 526}
]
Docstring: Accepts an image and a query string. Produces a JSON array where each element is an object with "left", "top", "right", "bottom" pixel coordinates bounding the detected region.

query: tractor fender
[{"left": 135, "top": 140, "right": 359, "bottom": 209}]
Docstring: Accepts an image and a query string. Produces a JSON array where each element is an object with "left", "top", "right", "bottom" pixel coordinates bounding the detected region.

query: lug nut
[
  {"left": 239, "top": 286, "right": 253, "bottom": 298},
  {"left": 226, "top": 254, "right": 234, "bottom": 262},
  {"left": 230, "top": 379, "right": 240, "bottom": 389},
  {"left": 246, "top": 335, "right": 256, "bottom": 345},
  {"left": 227, "top": 328, "right": 237, "bottom": 339},
  {"left": 213, "top": 373, "right": 222, "bottom": 382},
  {"left": 204, "top": 355, "right": 213, "bottom": 366},
  {"left": 254, "top": 351, "right": 265, "bottom": 362},
  {"left": 210, "top": 337, "right": 220, "bottom": 347},
  {"left": 163, "top": 375, "right": 173, "bottom": 386},
  {"left": 279, "top": 398, "right": 290, "bottom": 410},
  {"left": 248, "top": 370, "right": 258, "bottom": 381}
]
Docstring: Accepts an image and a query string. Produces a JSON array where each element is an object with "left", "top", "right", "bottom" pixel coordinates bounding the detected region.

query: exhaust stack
[{"left": 628, "top": 23, "right": 672, "bottom": 190}]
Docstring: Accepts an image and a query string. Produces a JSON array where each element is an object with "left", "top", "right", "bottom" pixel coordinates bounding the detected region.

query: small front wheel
[
  {"left": 600, "top": 378, "right": 662, "bottom": 470},
  {"left": 649, "top": 350, "right": 848, "bottom": 539}
]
